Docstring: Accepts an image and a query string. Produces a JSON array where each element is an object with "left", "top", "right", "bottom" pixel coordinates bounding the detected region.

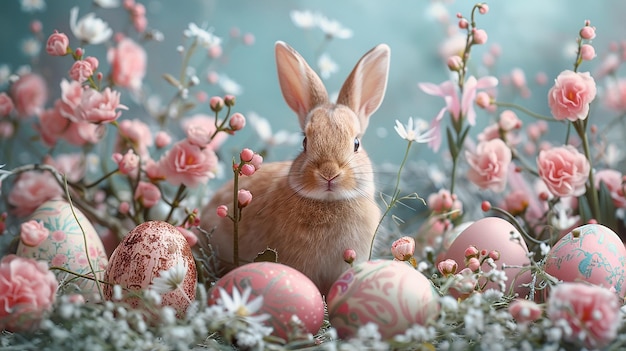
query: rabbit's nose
[{"left": 318, "top": 162, "right": 341, "bottom": 185}]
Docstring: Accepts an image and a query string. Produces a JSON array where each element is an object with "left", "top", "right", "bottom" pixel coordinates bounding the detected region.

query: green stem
[
  {"left": 574, "top": 120, "right": 601, "bottom": 221},
  {"left": 449, "top": 150, "right": 459, "bottom": 195},
  {"left": 165, "top": 184, "right": 186, "bottom": 223},
  {"left": 493, "top": 101, "right": 555, "bottom": 121},
  {"left": 371, "top": 141, "right": 413, "bottom": 259},
  {"left": 232, "top": 161, "right": 241, "bottom": 266},
  {"left": 83, "top": 168, "right": 119, "bottom": 189}
]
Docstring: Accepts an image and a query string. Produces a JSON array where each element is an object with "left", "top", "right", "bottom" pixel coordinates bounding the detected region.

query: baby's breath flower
[
  {"left": 184, "top": 23, "right": 222, "bottom": 48},
  {"left": 290, "top": 10, "right": 319, "bottom": 29},
  {"left": 318, "top": 15, "right": 353, "bottom": 39},
  {"left": 318, "top": 53, "right": 339, "bottom": 80}
]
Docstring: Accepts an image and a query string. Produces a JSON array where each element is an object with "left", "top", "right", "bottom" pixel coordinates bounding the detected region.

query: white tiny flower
[
  {"left": 539, "top": 242, "right": 551, "bottom": 257},
  {"left": 69, "top": 6, "right": 113, "bottom": 45},
  {"left": 183, "top": 23, "right": 222, "bottom": 49},
  {"left": 93, "top": 0, "right": 120, "bottom": 8},
  {"left": 21, "top": 37, "right": 41, "bottom": 57},
  {"left": 290, "top": 10, "right": 318, "bottom": 29},
  {"left": 394, "top": 117, "right": 436, "bottom": 143},
  {"left": 150, "top": 260, "right": 187, "bottom": 295},
  {"left": 318, "top": 53, "right": 339, "bottom": 80},
  {"left": 21, "top": 0, "right": 46, "bottom": 12},
  {"left": 112, "top": 284, "right": 123, "bottom": 301},
  {"left": 317, "top": 15, "right": 353, "bottom": 39},
  {"left": 218, "top": 74, "right": 243, "bottom": 96}
]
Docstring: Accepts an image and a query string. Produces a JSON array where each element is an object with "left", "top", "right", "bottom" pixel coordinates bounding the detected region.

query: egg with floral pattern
[
  {"left": 544, "top": 223, "right": 626, "bottom": 298},
  {"left": 209, "top": 262, "right": 325, "bottom": 340},
  {"left": 326, "top": 260, "right": 439, "bottom": 340},
  {"left": 103, "top": 221, "right": 197, "bottom": 317},
  {"left": 16, "top": 199, "right": 108, "bottom": 298}
]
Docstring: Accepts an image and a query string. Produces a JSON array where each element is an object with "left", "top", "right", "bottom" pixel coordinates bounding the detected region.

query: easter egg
[
  {"left": 326, "top": 260, "right": 439, "bottom": 340},
  {"left": 16, "top": 199, "right": 108, "bottom": 298},
  {"left": 103, "top": 221, "right": 197, "bottom": 317},
  {"left": 209, "top": 262, "right": 325, "bottom": 340},
  {"left": 438, "top": 217, "right": 532, "bottom": 298},
  {"left": 544, "top": 223, "right": 626, "bottom": 298}
]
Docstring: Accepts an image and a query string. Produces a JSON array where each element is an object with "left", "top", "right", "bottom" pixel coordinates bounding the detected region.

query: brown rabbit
[{"left": 199, "top": 41, "right": 390, "bottom": 296}]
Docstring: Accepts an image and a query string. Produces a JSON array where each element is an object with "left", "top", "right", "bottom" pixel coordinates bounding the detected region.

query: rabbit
[{"left": 198, "top": 41, "right": 390, "bottom": 296}]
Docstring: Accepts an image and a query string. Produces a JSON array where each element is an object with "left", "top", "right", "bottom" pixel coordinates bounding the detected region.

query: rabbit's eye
[
  {"left": 302, "top": 137, "right": 307, "bottom": 151},
  {"left": 353, "top": 137, "right": 360, "bottom": 152}
]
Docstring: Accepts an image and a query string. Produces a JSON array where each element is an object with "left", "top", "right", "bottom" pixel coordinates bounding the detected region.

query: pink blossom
[
  {"left": 237, "top": 189, "right": 252, "bottom": 208},
  {"left": 465, "top": 139, "right": 512, "bottom": 192},
  {"left": 501, "top": 189, "right": 530, "bottom": 216},
  {"left": 8, "top": 171, "right": 63, "bottom": 217},
  {"left": 475, "top": 91, "right": 491, "bottom": 108},
  {"left": 547, "top": 282, "right": 620, "bottom": 349},
  {"left": 0, "top": 255, "right": 58, "bottom": 332},
  {"left": 37, "top": 100, "right": 71, "bottom": 146},
  {"left": 498, "top": 110, "right": 521, "bottom": 131},
  {"left": 427, "top": 188, "right": 462, "bottom": 216},
  {"left": 229, "top": 112, "right": 246, "bottom": 131},
  {"left": 472, "top": 28, "right": 488, "bottom": 44},
  {"left": 46, "top": 30, "right": 69, "bottom": 56},
  {"left": 216, "top": 205, "right": 228, "bottom": 218},
  {"left": 159, "top": 140, "right": 218, "bottom": 188},
  {"left": 68, "top": 57, "right": 98, "bottom": 83},
  {"left": 117, "top": 119, "right": 153, "bottom": 157},
  {"left": 594, "top": 169, "right": 626, "bottom": 208},
  {"left": 155, "top": 131, "right": 172, "bottom": 148},
  {"left": 20, "top": 220, "right": 49, "bottom": 247},
  {"left": 419, "top": 75, "right": 498, "bottom": 151},
  {"left": 447, "top": 55, "right": 463, "bottom": 71},
  {"left": 509, "top": 299, "right": 542, "bottom": 324},
  {"left": 343, "top": 249, "right": 356, "bottom": 264},
  {"left": 181, "top": 114, "right": 227, "bottom": 150},
  {"left": 240, "top": 164, "right": 256, "bottom": 176},
  {"left": 580, "top": 25, "right": 596, "bottom": 40},
  {"left": 143, "top": 158, "right": 166, "bottom": 181},
  {"left": 209, "top": 96, "right": 224, "bottom": 111},
  {"left": 60, "top": 79, "right": 128, "bottom": 124},
  {"left": 547, "top": 70, "right": 596, "bottom": 122},
  {"left": 391, "top": 236, "right": 416, "bottom": 261},
  {"left": 0, "top": 92, "right": 14, "bottom": 116},
  {"left": 107, "top": 38, "right": 146, "bottom": 90},
  {"left": 112, "top": 149, "right": 139, "bottom": 175},
  {"left": 537, "top": 145, "right": 590, "bottom": 197},
  {"left": 134, "top": 181, "right": 161, "bottom": 208},
  {"left": 10, "top": 73, "right": 48, "bottom": 118},
  {"left": 580, "top": 44, "right": 596, "bottom": 61},
  {"left": 437, "top": 259, "right": 458, "bottom": 277},
  {"left": 240, "top": 148, "right": 254, "bottom": 162},
  {"left": 603, "top": 78, "right": 626, "bottom": 112},
  {"left": 467, "top": 257, "right": 480, "bottom": 272},
  {"left": 43, "top": 153, "right": 85, "bottom": 183}
]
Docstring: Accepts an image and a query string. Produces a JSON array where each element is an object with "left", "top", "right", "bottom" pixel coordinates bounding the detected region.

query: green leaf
[
  {"left": 597, "top": 181, "right": 617, "bottom": 230},
  {"left": 446, "top": 127, "right": 458, "bottom": 159}
]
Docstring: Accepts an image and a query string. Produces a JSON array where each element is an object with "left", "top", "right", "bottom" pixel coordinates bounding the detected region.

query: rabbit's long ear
[
  {"left": 275, "top": 41, "right": 329, "bottom": 129},
  {"left": 337, "top": 44, "right": 390, "bottom": 135}
]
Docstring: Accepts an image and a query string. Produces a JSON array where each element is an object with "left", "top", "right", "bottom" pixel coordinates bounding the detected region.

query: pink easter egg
[
  {"left": 438, "top": 217, "right": 532, "bottom": 298},
  {"left": 103, "top": 221, "right": 197, "bottom": 317},
  {"left": 326, "top": 260, "right": 439, "bottom": 340},
  {"left": 209, "top": 262, "right": 325, "bottom": 340},
  {"left": 544, "top": 223, "right": 626, "bottom": 298}
]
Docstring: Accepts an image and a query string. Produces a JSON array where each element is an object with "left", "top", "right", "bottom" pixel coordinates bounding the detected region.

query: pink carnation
[
  {"left": 45, "top": 30, "right": 69, "bottom": 56},
  {"left": 117, "top": 119, "right": 153, "bottom": 158},
  {"left": 465, "top": 138, "right": 512, "bottom": 192},
  {"left": 59, "top": 79, "right": 127, "bottom": 124},
  {"left": 20, "top": 220, "right": 49, "bottom": 247},
  {"left": 68, "top": 57, "right": 98, "bottom": 83},
  {"left": 181, "top": 114, "right": 228, "bottom": 150},
  {"left": 0, "top": 255, "right": 58, "bottom": 332},
  {"left": 8, "top": 171, "right": 63, "bottom": 217},
  {"left": 547, "top": 70, "right": 596, "bottom": 121},
  {"left": 391, "top": 236, "right": 416, "bottom": 261},
  {"left": 547, "top": 282, "right": 620, "bottom": 349},
  {"left": 537, "top": 145, "right": 590, "bottom": 197},
  {"left": 159, "top": 140, "right": 218, "bottom": 188},
  {"left": 107, "top": 38, "right": 146, "bottom": 90},
  {"left": 134, "top": 181, "right": 161, "bottom": 208},
  {"left": 10, "top": 73, "right": 48, "bottom": 119}
]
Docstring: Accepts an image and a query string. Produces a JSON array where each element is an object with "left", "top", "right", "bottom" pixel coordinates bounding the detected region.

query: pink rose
[
  {"left": 181, "top": 114, "right": 228, "bottom": 150},
  {"left": 547, "top": 70, "right": 596, "bottom": 121},
  {"left": 391, "top": 236, "right": 416, "bottom": 261},
  {"left": 46, "top": 30, "right": 69, "bottom": 56},
  {"left": 107, "top": 38, "right": 146, "bottom": 90},
  {"left": 547, "top": 282, "right": 620, "bottom": 349},
  {"left": 112, "top": 149, "right": 139, "bottom": 175},
  {"left": 59, "top": 79, "right": 127, "bottom": 124},
  {"left": 10, "top": 73, "right": 48, "bottom": 119},
  {"left": 117, "top": 119, "right": 153, "bottom": 157},
  {"left": 0, "top": 255, "right": 58, "bottom": 332},
  {"left": 594, "top": 169, "right": 626, "bottom": 208},
  {"left": 8, "top": 171, "right": 63, "bottom": 217},
  {"left": 0, "top": 92, "right": 14, "bottom": 116},
  {"left": 68, "top": 57, "right": 98, "bottom": 83},
  {"left": 159, "top": 140, "right": 218, "bottom": 188},
  {"left": 20, "top": 220, "right": 49, "bottom": 247},
  {"left": 465, "top": 138, "right": 512, "bottom": 192},
  {"left": 537, "top": 145, "right": 590, "bottom": 197},
  {"left": 134, "top": 181, "right": 161, "bottom": 208}
]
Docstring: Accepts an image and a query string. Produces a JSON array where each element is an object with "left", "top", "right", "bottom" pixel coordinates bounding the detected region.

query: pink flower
[
  {"left": 237, "top": 189, "right": 252, "bottom": 208},
  {"left": 465, "top": 139, "right": 512, "bottom": 192},
  {"left": 547, "top": 70, "right": 596, "bottom": 122},
  {"left": 143, "top": 158, "right": 166, "bottom": 181},
  {"left": 134, "top": 181, "right": 161, "bottom": 208},
  {"left": 547, "top": 282, "right": 620, "bottom": 349},
  {"left": 46, "top": 30, "right": 69, "bottom": 56},
  {"left": 0, "top": 92, "right": 14, "bottom": 116},
  {"left": 10, "top": 73, "right": 48, "bottom": 119},
  {"left": 427, "top": 188, "right": 462, "bottom": 217},
  {"left": 216, "top": 205, "right": 228, "bottom": 218},
  {"left": 580, "top": 44, "right": 596, "bottom": 61},
  {"left": 594, "top": 169, "right": 626, "bottom": 208},
  {"left": 498, "top": 110, "right": 521, "bottom": 131},
  {"left": 508, "top": 299, "right": 542, "bottom": 325},
  {"left": 59, "top": 79, "right": 127, "bottom": 124},
  {"left": 8, "top": 171, "right": 63, "bottom": 217},
  {"left": 176, "top": 227, "right": 198, "bottom": 247},
  {"left": 419, "top": 75, "right": 498, "bottom": 151},
  {"left": 537, "top": 145, "right": 590, "bottom": 197},
  {"left": 155, "top": 131, "right": 172, "bottom": 148},
  {"left": 229, "top": 112, "right": 246, "bottom": 131},
  {"left": 117, "top": 119, "right": 153, "bottom": 157},
  {"left": 159, "top": 140, "right": 218, "bottom": 188},
  {"left": 112, "top": 149, "right": 139, "bottom": 175},
  {"left": 43, "top": 153, "right": 85, "bottom": 183},
  {"left": 501, "top": 189, "right": 530, "bottom": 216},
  {"left": 37, "top": 100, "right": 71, "bottom": 146},
  {"left": 437, "top": 259, "right": 458, "bottom": 277},
  {"left": 20, "top": 220, "right": 49, "bottom": 247},
  {"left": 343, "top": 249, "right": 356, "bottom": 264},
  {"left": 391, "top": 236, "right": 416, "bottom": 261},
  {"left": 181, "top": 114, "right": 227, "bottom": 150},
  {"left": 107, "top": 38, "right": 146, "bottom": 90},
  {"left": 472, "top": 28, "right": 488, "bottom": 44},
  {"left": 0, "top": 255, "right": 58, "bottom": 332},
  {"left": 68, "top": 57, "right": 98, "bottom": 83},
  {"left": 603, "top": 78, "right": 626, "bottom": 112}
]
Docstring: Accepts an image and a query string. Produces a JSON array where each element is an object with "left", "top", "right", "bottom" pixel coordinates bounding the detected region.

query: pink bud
[
  {"left": 250, "top": 154, "right": 263, "bottom": 170},
  {"left": 488, "top": 250, "right": 500, "bottom": 261},
  {"left": 119, "top": 201, "right": 130, "bottom": 215},
  {"left": 155, "top": 131, "right": 172, "bottom": 148},
  {"left": 229, "top": 113, "right": 246, "bottom": 131},
  {"left": 579, "top": 25, "right": 596, "bottom": 40},
  {"left": 498, "top": 110, "right": 522, "bottom": 131},
  {"left": 391, "top": 236, "right": 416, "bottom": 261},
  {"left": 343, "top": 249, "right": 356, "bottom": 264},
  {"left": 224, "top": 94, "right": 236, "bottom": 106},
  {"left": 237, "top": 189, "right": 252, "bottom": 208},
  {"left": 464, "top": 245, "right": 479, "bottom": 258},
  {"left": 481, "top": 201, "right": 492, "bottom": 212},
  {"left": 467, "top": 257, "right": 481, "bottom": 272},
  {"left": 84, "top": 56, "right": 99, "bottom": 70},
  {"left": 46, "top": 30, "right": 69, "bottom": 56},
  {"left": 209, "top": 96, "right": 224, "bottom": 112},
  {"left": 113, "top": 149, "right": 139, "bottom": 175},
  {"left": 475, "top": 91, "right": 491, "bottom": 109},
  {"left": 243, "top": 33, "right": 255, "bottom": 46},
  {"left": 216, "top": 205, "right": 229, "bottom": 218},
  {"left": 458, "top": 18, "right": 469, "bottom": 29},
  {"left": 208, "top": 45, "right": 222, "bottom": 59},
  {"left": 240, "top": 164, "right": 256, "bottom": 176},
  {"left": 437, "top": 259, "right": 458, "bottom": 277},
  {"left": 473, "top": 29, "right": 488, "bottom": 44},
  {"left": 20, "top": 220, "right": 49, "bottom": 247},
  {"left": 240, "top": 148, "right": 254, "bottom": 162},
  {"left": 509, "top": 299, "right": 542, "bottom": 324},
  {"left": 447, "top": 55, "right": 463, "bottom": 71},
  {"left": 478, "top": 4, "right": 489, "bottom": 14},
  {"left": 74, "top": 47, "right": 84, "bottom": 58},
  {"left": 580, "top": 44, "right": 596, "bottom": 61}
]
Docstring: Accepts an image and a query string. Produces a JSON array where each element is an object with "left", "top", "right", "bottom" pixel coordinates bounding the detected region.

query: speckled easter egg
[
  {"left": 209, "top": 262, "right": 325, "bottom": 340},
  {"left": 544, "top": 224, "right": 626, "bottom": 298},
  {"left": 439, "top": 217, "right": 532, "bottom": 298},
  {"left": 104, "top": 221, "right": 196, "bottom": 316},
  {"left": 16, "top": 199, "right": 108, "bottom": 298},
  {"left": 326, "top": 260, "right": 439, "bottom": 340}
]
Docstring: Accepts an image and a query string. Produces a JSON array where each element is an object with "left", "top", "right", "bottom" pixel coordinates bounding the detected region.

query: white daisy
[
  {"left": 318, "top": 15, "right": 353, "bottom": 39},
  {"left": 290, "top": 10, "right": 319, "bottom": 29},
  {"left": 69, "top": 7, "right": 113, "bottom": 45},
  {"left": 317, "top": 53, "right": 338, "bottom": 80},
  {"left": 217, "top": 286, "right": 269, "bottom": 324},
  {"left": 394, "top": 117, "right": 436, "bottom": 143},
  {"left": 150, "top": 260, "right": 187, "bottom": 295}
]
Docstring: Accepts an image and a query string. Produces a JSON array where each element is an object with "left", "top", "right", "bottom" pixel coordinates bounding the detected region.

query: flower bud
[
  {"left": 46, "top": 31, "right": 70, "bottom": 56},
  {"left": 580, "top": 44, "right": 596, "bottom": 61},
  {"left": 475, "top": 91, "right": 491, "bottom": 109},
  {"left": 229, "top": 113, "right": 246, "bottom": 131},
  {"left": 237, "top": 189, "right": 252, "bottom": 208},
  {"left": 579, "top": 25, "right": 596, "bottom": 40},
  {"left": 216, "top": 205, "right": 229, "bottom": 218},
  {"left": 343, "top": 249, "right": 356, "bottom": 265},
  {"left": 250, "top": 154, "right": 263, "bottom": 170},
  {"left": 467, "top": 257, "right": 481, "bottom": 272},
  {"left": 447, "top": 55, "right": 463, "bottom": 71},
  {"left": 437, "top": 259, "right": 458, "bottom": 277},
  {"left": 391, "top": 236, "right": 416, "bottom": 261},
  {"left": 209, "top": 96, "right": 224, "bottom": 112},
  {"left": 224, "top": 94, "right": 236, "bottom": 106},
  {"left": 240, "top": 148, "right": 254, "bottom": 162},
  {"left": 473, "top": 29, "right": 488, "bottom": 44},
  {"left": 240, "top": 164, "right": 256, "bottom": 176},
  {"left": 464, "top": 245, "right": 479, "bottom": 259}
]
